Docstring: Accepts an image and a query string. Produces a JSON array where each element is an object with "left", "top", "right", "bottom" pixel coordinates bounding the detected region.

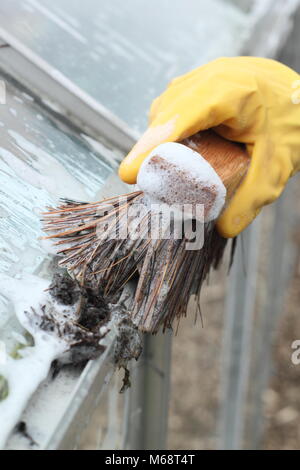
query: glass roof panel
[{"left": 0, "top": 0, "right": 250, "bottom": 131}]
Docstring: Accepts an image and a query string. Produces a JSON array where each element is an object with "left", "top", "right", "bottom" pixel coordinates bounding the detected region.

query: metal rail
[
  {"left": 123, "top": 331, "right": 172, "bottom": 450},
  {"left": 218, "top": 221, "right": 261, "bottom": 449}
]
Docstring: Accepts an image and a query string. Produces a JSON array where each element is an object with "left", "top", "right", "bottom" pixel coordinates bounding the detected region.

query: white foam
[
  {"left": 0, "top": 274, "right": 69, "bottom": 448},
  {"left": 137, "top": 142, "right": 226, "bottom": 222}
]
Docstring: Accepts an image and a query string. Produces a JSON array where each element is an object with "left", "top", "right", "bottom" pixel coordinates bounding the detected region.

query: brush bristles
[{"left": 42, "top": 192, "right": 231, "bottom": 333}]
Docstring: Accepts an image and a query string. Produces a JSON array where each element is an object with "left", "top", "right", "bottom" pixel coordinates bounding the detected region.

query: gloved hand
[{"left": 119, "top": 57, "right": 300, "bottom": 238}]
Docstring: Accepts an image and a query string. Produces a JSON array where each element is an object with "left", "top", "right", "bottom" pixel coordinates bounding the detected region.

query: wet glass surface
[
  {"left": 0, "top": 0, "right": 249, "bottom": 131},
  {"left": 0, "top": 71, "right": 118, "bottom": 348}
]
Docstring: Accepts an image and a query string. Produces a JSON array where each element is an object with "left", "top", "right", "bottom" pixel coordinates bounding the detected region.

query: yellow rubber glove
[{"left": 119, "top": 57, "right": 300, "bottom": 238}]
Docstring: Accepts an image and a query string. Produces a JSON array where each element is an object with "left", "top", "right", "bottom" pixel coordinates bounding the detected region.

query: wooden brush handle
[{"left": 180, "top": 130, "right": 250, "bottom": 200}]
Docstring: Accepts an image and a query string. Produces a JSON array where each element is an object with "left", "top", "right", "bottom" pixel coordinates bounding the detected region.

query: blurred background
[{"left": 0, "top": 0, "right": 300, "bottom": 450}]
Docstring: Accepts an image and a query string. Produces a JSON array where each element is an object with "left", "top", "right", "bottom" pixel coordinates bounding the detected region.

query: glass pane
[{"left": 0, "top": 0, "right": 250, "bottom": 131}]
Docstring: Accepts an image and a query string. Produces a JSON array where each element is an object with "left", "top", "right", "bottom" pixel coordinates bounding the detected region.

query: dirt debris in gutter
[{"left": 29, "top": 271, "right": 143, "bottom": 372}]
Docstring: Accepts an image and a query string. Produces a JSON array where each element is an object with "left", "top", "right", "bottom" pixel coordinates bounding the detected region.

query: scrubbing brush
[{"left": 42, "top": 130, "right": 249, "bottom": 333}]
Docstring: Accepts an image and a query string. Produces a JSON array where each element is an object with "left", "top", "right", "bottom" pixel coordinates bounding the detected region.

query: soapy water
[{"left": 0, "top": 273, "right": 68, "bottom": 448}]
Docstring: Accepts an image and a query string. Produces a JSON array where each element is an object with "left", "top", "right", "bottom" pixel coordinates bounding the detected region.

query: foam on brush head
[{"left": 136, "top": 142, "right": 226, "bottom": 222}]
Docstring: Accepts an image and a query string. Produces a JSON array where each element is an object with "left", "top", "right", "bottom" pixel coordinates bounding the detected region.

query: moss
[{"left": 0, "top": 375, "right": 9, "bottom": 401}]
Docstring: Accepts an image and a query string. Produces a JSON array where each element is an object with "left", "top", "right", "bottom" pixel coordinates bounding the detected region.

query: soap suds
[
  {"left": 0, "top": 274, "right": 66, "bottom": 448},
  {"left": 0, "top": 272, "right": 108, "bottom": 448},
  {"left": 137, "top": 142, "right": 226, "bottom": 222},
  {"left": 0, "top": 271, "right": 141, "bottom": 448}
]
